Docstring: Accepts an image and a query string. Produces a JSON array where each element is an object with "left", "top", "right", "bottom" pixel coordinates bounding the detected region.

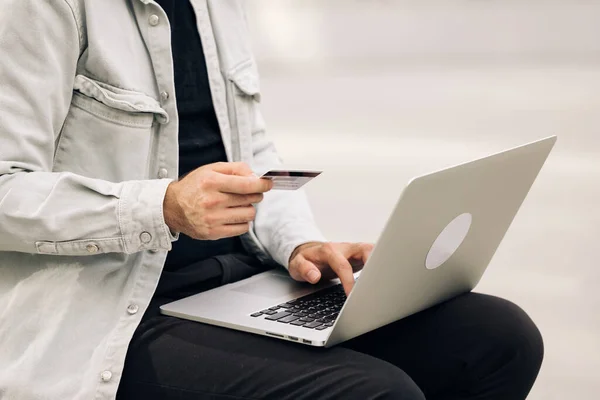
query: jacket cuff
[{"left": 118, "top": 179, "right": 177, "bottom": 254}]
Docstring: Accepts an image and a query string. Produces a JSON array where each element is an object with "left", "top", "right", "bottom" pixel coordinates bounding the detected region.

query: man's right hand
[{"left": 163, "top": 162, "right": 273, "bottom": 240}]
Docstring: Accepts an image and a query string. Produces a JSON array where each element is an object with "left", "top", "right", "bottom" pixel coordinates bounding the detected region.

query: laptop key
[
  {"left": 265, "top": 311, "right": 292, "bottom": 321},
  {"left": 293, "top": 312, "right": 308, "bottom": 317},
  {"left": 299, "top": 317, "right": 315, "bottom": 322},
  {"left": 278, "top": 304, "right": 293, "bottom": 309},
  {"left": 269, "top": 306, "right": 280, "bottom": 311},
  {"left": 250, "top": 312, "right": 263, "bottom": 317},
  {"left": 316, "top": 325, "right": 329, "bottom": 331},
  {"left": 278, "top": 315, "right": 301, "bottom": 324},
  {"left": 261, "top": 310, "right": 277, "bottom": 315},
  {"left": 291, "top": 320, "right": 307, "bottom": 326},
  {"left": 303, "top": 321, "right": 323, "bottom": 329}
]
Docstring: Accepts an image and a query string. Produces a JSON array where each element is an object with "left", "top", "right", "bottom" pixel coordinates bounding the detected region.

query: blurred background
[{"left": 245, "top": 1, "right": 599, "bottom": 399}]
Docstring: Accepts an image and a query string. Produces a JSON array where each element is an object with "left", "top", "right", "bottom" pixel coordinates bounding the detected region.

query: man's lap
[
  {"left": 117, "top": 293, "right": 543, "bottom": 400},
  {"left": 116, "top": 312, "right": 422, "bottom": 399}
]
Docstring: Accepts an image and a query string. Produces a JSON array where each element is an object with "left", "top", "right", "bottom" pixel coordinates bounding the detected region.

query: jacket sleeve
[
  {"left": 0, "top": 0, "right": 175, "bottom": 256},
  {"left": 250, "top": 110, "right": 327, "bottom": 268}
]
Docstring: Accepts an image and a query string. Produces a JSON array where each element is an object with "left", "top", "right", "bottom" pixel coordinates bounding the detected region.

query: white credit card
[{"left": 260, "top": 169, "right": 322, "bottom": 190}]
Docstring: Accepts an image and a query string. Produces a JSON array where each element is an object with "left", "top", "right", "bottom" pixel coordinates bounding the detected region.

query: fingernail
[{"left": 307, "top": 270, "right": 320, "bottom": 283}]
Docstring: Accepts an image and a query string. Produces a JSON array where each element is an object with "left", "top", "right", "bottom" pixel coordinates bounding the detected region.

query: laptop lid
[{"left": 325, "top": 136, "right": 557, "bottom": 347}]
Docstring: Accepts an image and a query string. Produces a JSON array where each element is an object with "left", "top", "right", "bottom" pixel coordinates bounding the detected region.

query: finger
[
  {"left": 210, "top": 162, "right": 254, "bottom": 177},
  {"left": 216, "top": 174, "right": 274, "bottom": 195},
  {"left": 219, "top": 192, "right": 265, "bottom": 208},
  {"left": 221, "top": 205, "right": 257, "bottom": 225},
  {"left": 289, "top": 255, "right": 321, "bottom": 284},
  {"left": 361, "top": 243, "right": 375, "bottom": 263},
  {"left": 202, "top": 206, "right": 256, "bottom": 229},
  {"left": 321, "top": 244, "right": 355, "bottom": 295},
  {"left": 346, "top": 243, "right": 374, "bottom": 267},
  {"left": 208, "top": 223, "right": 251, "bottom": 240}
]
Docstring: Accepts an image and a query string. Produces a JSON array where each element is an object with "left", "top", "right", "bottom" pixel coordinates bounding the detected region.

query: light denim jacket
[{"left": 0, "top": 0, "right": 326, "bottom": 399}]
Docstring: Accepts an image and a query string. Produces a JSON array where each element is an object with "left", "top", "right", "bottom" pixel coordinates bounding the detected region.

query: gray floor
[{"left": 246, "top": 1, "right": 600, "bottom": 399}]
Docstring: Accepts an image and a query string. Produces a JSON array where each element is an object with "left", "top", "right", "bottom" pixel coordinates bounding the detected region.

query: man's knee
[
  {"left": 471, "top": 294, "right": 544, "bottom": 385},
  {"left": 498, "top": 297, "right": 543, "bottom": 371},
  {"left": 488, "top": 296, "right": 543, "bottom": 359}
]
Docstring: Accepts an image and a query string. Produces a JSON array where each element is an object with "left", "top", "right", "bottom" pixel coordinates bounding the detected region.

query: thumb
[{"left": 291, "top": 256, "right": 322, "bottom": 284}]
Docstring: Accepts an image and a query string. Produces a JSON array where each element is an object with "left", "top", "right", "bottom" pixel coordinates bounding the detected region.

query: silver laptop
[{"left": 160, "top": 136, "right": 557, "bottom": 347}]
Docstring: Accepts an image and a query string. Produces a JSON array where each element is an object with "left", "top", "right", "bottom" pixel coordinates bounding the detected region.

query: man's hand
[
  {"left": 288, "top": 242, "right": 375, "bottom": 295},
  {"left": 163, "top": 162, "right": 273, "bottom": 240}
]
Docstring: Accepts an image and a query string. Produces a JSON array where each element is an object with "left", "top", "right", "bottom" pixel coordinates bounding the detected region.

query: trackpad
[{"left": 231, "top": 274, "right": 310, "bottom": 299}]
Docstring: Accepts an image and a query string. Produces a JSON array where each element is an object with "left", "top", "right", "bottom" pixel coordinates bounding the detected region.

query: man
[{"left": 0, "top": 1, "right": 543, "bottom": 399}]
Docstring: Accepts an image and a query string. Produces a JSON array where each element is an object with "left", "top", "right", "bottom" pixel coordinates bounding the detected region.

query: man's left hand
[{"left": 288, "top": 242, "right": 374, "bottom": 296}]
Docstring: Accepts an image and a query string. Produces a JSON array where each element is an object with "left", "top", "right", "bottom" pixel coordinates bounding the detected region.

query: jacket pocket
[
  {"left": 227, "top": 60, "right": 261, "bottom": 163},
  {"left": 53, "top": 75, "right": 168, "bottom": 182}
]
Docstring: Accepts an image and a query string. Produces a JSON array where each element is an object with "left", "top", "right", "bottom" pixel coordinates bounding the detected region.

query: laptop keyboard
[{"left": 250, "top": 284, "right": 346, "bottom": 331}]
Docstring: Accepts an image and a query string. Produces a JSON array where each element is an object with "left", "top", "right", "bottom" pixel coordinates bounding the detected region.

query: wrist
[{"left": 162, "top": 182, "right": 183, "bottom": 234}]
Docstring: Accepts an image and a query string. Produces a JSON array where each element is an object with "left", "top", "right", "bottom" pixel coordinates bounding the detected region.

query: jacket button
[
  {"left": 158, "top": 168, "right": 168, "bottom": 179},
  {"left": 148, "top": 14, "right": 160, "bottom": 26},
  {"left": 160, "top": 91, "right": 169, "bottom": 102},
  {"left": 127, "top": 304, "right": 139, "bottom": 315},
  {"left": 140, "top": 231, "right": 152, "bottom": 244},
  {"left": 100, "top": 370, "right": 112, "bottom": 382},
  {"left": 86, "top": 244, "right": 99, "bottom": 254}
]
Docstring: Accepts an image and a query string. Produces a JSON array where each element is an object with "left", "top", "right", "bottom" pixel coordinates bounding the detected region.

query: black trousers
[{"left": 118, "top": 270, "right": 543, "bottom": 399}]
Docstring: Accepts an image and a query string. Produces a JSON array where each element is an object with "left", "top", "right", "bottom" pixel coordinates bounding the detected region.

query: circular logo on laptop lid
[{"left": 425, "top": 213, "right": 472, "bottom": 270}]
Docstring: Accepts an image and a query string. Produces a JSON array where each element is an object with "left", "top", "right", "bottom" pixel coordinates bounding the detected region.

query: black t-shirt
[{"left": 154, "top": 0, "right": 250, "bottom": 293}]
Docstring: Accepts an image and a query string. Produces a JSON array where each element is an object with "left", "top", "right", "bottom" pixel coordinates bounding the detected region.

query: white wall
[{"left": 244, "top": 2, "right": 600, "bottom": 399}]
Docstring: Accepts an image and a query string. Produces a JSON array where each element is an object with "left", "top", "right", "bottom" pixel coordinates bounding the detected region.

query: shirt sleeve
[{"left": 0, "top": 0, "right": 175, "bottom": 256}]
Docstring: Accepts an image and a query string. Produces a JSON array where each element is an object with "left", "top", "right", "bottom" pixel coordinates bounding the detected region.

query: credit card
[{"left": 260, "top": 170, "right": 322, "bottom": 190}]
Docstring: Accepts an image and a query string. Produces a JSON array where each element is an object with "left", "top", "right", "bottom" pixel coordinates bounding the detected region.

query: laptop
[{"left": 160, "top": 136, "right": 557, "bottom": 347}]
